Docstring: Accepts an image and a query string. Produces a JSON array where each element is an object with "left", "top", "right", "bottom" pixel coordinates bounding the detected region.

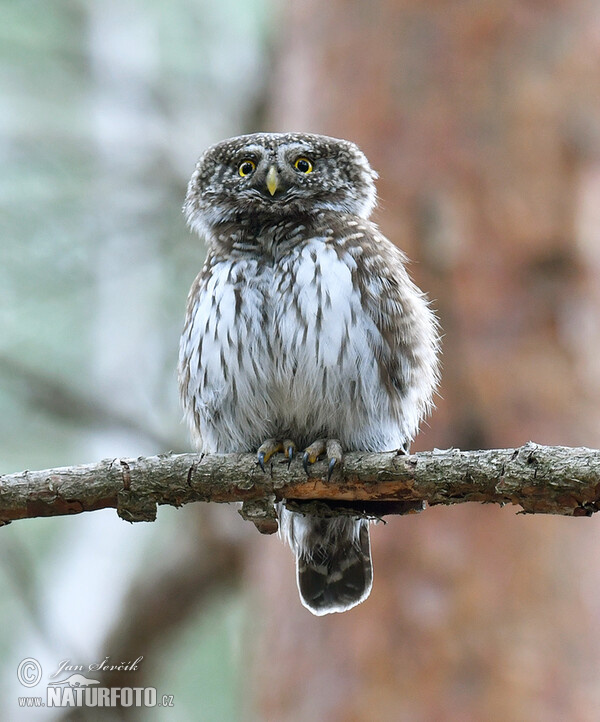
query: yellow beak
[{"left": 266, "top": 166, "right": 279, "bottom": 196}]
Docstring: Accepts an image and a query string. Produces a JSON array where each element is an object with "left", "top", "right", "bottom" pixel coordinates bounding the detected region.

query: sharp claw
[
  {"left": 286, "top": 446, "right": 294, "bottom": 468},
  {"left": 302, "top": 452, "right": 310, "bottom": 475},
  {"left": 257, "top": 452, "right": 266, "bottom": 473},
  {"left": 327, "top": 457, "right": 337, "bottom": 481}
]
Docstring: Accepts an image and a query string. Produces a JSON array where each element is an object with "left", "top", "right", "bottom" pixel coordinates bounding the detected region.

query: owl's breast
[
  {"left": 269, "top": 238, "right": 383, "bottom": 440},
  {"left": 179, "top": 255, "right": 277, "bottom": 451},
  {"left": 180, "top": 237, "right": 414, "bottom": 452},
  {"left": 274, "top": 239, "right": 361, "bottom": 367}
]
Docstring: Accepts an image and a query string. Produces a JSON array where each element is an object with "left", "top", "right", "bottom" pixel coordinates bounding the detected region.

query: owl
[{"left": 179, "top": 132, "right": 439, "bottom": 616}]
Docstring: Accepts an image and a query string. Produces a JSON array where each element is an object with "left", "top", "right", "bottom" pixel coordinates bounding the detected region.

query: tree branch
[{"left": 2, "top": 442, "right": 599, "bottom": 531}]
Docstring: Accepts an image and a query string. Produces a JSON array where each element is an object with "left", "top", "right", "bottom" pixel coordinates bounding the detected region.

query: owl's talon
[
  {"left": 325, "top": 439, "right": 343, "bottom": 480},
  {"left": 256, "top": 439, "right": 284, "bottom": 472},
  {"left": 257, "top": 452, "right": 267, "bottom": 473},
  {"left": 303, "top": 439, "right": 326, "bottom": 474},
  {"left": 284, "top": 440, "right": 296, "bottom": 468},
  {"left": 327, "top": 457, "right": 337, "bottom": 481},
  {"left": 257, "top": 438, "right": 296, "bottom": 471},
  {"left": 302, "top": 452, "right": 311, "bottom": 475},
  {"left": 302, "top": 438, "right": 343, "bottom": 478}
]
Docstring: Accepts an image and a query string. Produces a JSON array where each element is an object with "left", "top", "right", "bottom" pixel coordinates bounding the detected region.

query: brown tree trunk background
[{"left": 248, "top": 3, "right": 600, "bottom": 720}]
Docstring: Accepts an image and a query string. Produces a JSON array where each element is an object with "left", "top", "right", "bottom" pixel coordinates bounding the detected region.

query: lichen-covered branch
[{"left": 1, "top": 442, "right": 599, "bottom": 531}]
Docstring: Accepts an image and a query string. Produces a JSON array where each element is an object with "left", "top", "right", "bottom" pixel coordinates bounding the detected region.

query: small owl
[{"left": 179, "top": 132, "right": 439, "bottom": 615}]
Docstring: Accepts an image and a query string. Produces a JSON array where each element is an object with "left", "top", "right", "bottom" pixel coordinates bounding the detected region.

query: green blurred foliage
[{"left": 0, "top": 1, "right": 272, "bottom": 718}]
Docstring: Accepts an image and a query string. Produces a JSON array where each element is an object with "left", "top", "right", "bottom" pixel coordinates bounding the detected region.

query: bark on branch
[{"left": 2, "top": 442, "right": 600, "bottom": 532}]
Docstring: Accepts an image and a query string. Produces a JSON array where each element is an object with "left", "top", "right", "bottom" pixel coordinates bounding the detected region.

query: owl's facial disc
[
  {"left": 184, "top": 133, "right": 379, "bottom": 237},
  {"left": 243, "top": 158, "right": 297, "bottom": 202},
  {"left": 241, "top": 145, "right": 317, "bottom": 205}
]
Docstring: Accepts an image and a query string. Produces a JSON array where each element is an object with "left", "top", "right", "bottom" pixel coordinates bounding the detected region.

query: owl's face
[{"left": 184, "top": 132, "right": 378, "bottom": 237}]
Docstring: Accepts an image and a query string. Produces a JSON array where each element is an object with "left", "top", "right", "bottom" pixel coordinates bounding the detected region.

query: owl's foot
[
  {"left": 302, "top": 438, "right": 343, "bottom": 481},
  {"left": 257, "top": 438, "right": 296, "bottom": 472}
]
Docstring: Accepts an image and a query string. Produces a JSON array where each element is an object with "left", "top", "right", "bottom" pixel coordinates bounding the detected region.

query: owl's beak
[{"left": 266, "top": 166, "right": 279, "bottom": 196}]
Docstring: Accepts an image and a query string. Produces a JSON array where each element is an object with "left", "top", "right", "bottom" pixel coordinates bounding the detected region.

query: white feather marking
[{"left": 180, "top": 229, "right": 438, "bottom": 455}]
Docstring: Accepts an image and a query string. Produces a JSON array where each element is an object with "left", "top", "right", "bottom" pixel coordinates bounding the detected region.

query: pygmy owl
[{"left": 179, "top": 132, "right": 439, "bottom": 615}]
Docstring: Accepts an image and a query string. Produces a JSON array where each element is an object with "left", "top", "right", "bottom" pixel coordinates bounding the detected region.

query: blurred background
[{"left": 2, "top": 1, "right": 600, "bottom": 720}]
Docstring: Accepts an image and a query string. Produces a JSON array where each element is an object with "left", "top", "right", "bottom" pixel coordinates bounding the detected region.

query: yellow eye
[
  {"left": 294, "top": 157, "right": 313, "bottom": 174},
  {"left": 238, "top": 159, "right": 256, "bottom": 177}
]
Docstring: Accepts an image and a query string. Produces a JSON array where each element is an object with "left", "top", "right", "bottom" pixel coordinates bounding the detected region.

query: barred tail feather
[{"left": 280, "top": 507, "right": 373, "bottom": 616}]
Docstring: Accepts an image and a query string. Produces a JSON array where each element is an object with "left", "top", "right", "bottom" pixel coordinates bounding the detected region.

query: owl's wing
[{"left": 348, "top": 224, "right": 440, "bottom": 438}]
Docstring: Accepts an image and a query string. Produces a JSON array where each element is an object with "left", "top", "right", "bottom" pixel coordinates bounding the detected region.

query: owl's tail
[{"left": 279, "top": 507, "right": 373, "bottom": 616}]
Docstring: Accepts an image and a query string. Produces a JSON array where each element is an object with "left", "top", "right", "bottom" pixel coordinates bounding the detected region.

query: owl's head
[{"left": 184, "top": 132, "right": 378, "bottom": 237}]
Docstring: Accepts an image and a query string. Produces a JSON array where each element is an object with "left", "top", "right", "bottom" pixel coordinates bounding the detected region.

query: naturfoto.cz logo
[{"left": 16, "top": 656, "right": 175, "bottom": 709}]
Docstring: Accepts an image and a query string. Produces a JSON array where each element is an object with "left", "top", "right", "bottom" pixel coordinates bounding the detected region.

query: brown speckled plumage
[{"left": 179, "top": 132, "right": 440, "bottom": 615}]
